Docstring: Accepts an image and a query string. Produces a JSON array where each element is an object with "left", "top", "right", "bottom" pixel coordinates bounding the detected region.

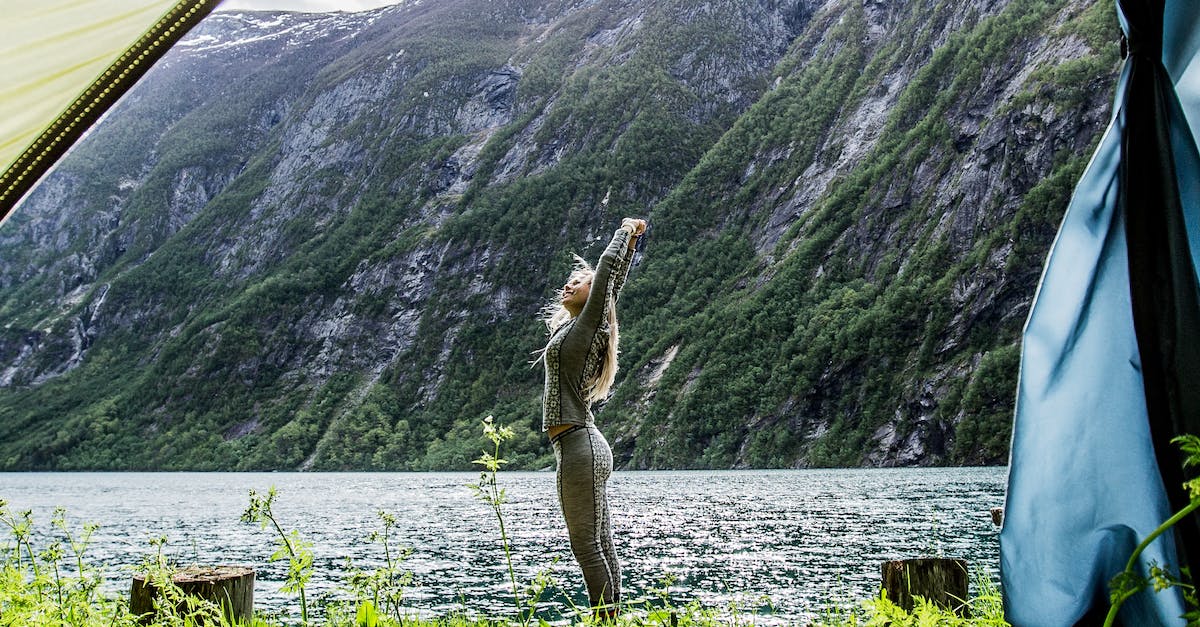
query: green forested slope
[{"left": 0, "top": 0, "right": 1119, "bottom": 470}]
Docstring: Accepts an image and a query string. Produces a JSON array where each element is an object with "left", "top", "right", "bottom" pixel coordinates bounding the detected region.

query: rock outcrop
[{"left": 0, "top": 0, "right": 1119, "bottom": 470}]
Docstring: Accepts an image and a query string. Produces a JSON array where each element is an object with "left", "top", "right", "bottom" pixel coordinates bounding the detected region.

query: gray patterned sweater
[{"left": 541, "top": 228, "right": 635, "bottom": 431}]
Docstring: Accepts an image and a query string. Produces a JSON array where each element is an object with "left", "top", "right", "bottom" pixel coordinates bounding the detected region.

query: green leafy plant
[
  {"left": 468, "top": 415, "right": 524, "bottom": 621},
  {"left": 812, "top": 568, "right": 1008, "bottom": 626},
  {"left": 343, "top": 510, "right": 415, "bottom": 624},
  {"left": 243, "top": 486, "right": 315, "bottom": 625},
  {"left": 0, "top": 502, "right": 44, "bottom": 599},
  {"left": 0, "top": 500, "right": 185, "bottom": 626},
  {"left": 467, "top": 414, "right": 559, "bottom": 627},
  {"left": 518, "top": 562, "right": 558, "bottom": 625},
  {"left": 1105, "top": 435, "right": 1200, "bottom": 626},
  {"left": 137, "top": 536, "right": 233, "bottom": 626}
]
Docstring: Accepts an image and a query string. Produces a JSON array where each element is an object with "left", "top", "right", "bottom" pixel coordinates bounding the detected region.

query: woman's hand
[{"left": 621, "top": 218, "right": 647, "bottom": 236}]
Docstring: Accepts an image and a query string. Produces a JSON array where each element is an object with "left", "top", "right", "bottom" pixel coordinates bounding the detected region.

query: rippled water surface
[{"left": 0, "top": 469, "right": 1005, "bottom": 622}]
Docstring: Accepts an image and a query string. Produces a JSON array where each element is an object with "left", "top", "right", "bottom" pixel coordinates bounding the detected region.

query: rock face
[{"left": 0, "top": 0, "right": 1119, "bottom": 470}]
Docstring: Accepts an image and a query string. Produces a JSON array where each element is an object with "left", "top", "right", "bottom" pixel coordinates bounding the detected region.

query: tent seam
[{"left": 0, "top": 0, "right": 222, "bottom": 222}]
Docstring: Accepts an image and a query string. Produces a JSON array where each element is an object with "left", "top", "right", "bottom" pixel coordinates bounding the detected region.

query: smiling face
[{"left": 561, "top": 270, "right": 593, "bottom": 315}]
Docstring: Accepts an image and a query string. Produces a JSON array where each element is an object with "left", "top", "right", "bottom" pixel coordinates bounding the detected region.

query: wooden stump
[
  {"left": 881, "top": 558, "right": 969, "bottom": 616},
  {"left": 131, "top": 565, "right": 254, "bottom": 624}
]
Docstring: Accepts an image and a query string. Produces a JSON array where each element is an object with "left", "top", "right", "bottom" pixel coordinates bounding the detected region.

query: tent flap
[
  {"left": 0, "top": 0, "right": 222, "bottom": 222},
  {"left": 1001, "top": 0, "right": 1200, "bottom": 624}
]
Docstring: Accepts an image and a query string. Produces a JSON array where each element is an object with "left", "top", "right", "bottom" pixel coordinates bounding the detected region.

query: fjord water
[{"left": 0, "top": 468, "right": 1004, "bottom": 621}]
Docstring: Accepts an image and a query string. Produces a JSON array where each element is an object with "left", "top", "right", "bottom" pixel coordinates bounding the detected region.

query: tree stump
[
  {"left": 130, "top": 565, "right": 254, "bottom": 624},
  {"left": 881, "top": 558, "right": 969, "bottom": 616}
]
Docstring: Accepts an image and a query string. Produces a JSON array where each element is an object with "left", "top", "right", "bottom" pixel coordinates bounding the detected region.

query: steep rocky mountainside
[{"left": 0, "top": 0, "right": 1119, "bottom": 470}]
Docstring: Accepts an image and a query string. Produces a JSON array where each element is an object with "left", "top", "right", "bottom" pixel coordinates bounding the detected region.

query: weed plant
[
  {"left": 468, "top": 415, "right": 525, "bottom": 622},
  {"left": 1104, "top": 435, "right": 1200, "bottom": 626},
  {"left": 468, "top": 415, "right": 558, "bottom": 627},
  {"left": 340, "top": 511, "right": 415, "bottom": 624},
  {"left": 243, "top": 487, "right": 315, "bottom": 623},
  {"left": 812, "top": 569, "right": 1008, "bottom": 626}
]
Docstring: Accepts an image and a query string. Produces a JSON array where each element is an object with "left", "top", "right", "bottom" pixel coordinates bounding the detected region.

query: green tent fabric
[
  {"left": 0, "top": 0, "right": 221, "bottom": 221},
  {"left": 1, "top": 1, "right": 177, "bottom": 170}
]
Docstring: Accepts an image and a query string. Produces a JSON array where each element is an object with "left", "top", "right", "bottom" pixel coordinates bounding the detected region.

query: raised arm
[
  {"left": 609, "top": 226, "right": 638, "bottom": 299},
  {"left": 576, "top": 219, "right": 643, "bottom": 331},
  {"left": 610, "top": 218, "right": 645, "bottom": 299}
]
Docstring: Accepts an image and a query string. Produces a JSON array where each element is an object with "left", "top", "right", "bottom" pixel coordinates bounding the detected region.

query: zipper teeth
[{"left": 0, "top": 0, "right": 222, "bottom": 220}]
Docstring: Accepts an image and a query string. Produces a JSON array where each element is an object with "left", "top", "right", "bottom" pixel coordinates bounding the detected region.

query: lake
[{"left": 0, "top": 468, "right": 1006, "bottom": 623}]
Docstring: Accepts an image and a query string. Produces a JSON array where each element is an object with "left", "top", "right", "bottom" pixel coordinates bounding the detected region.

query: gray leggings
[{"left": 552, "top": 424, "right": 620, "bottom": 609}]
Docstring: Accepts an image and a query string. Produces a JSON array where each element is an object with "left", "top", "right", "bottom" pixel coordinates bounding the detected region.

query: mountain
[{"left": 0, "top": 0, "right": 1119, "bottom": 470}]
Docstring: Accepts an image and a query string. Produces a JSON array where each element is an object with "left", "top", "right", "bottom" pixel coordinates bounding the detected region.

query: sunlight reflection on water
[{"left": 0, "top": 468, "right": 1005, "bottom": 623}]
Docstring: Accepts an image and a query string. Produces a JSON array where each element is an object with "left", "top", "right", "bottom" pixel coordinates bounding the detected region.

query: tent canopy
[{"left": 0, "top": 0, "right": 220, "bottom": 221}]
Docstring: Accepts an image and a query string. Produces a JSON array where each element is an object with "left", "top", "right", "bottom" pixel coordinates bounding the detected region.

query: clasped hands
[{"left": 621, "top": 218, "right": 648, "bottom": 237}]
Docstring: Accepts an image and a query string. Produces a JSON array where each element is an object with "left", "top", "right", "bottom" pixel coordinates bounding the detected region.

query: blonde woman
[{"left": 539, "top": 217, "right": 646, "bottom": 618}]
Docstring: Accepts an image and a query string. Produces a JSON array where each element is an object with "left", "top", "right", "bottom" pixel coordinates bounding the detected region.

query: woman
[{"left": 539, "top": 217, "right": 646, "bottom": 619}]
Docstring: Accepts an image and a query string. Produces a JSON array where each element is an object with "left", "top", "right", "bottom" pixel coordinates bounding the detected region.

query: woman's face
[{"left": 561, "top": 272, "right": 592, "bottom": 312}]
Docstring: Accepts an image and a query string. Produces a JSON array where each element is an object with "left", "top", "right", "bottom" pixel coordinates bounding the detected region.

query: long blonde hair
[{"left": 537, "top": 254, "right": 621, "bottom": 403}]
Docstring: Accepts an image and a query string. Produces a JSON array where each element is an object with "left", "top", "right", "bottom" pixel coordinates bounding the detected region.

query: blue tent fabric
[
  {"left": 1119, "top": 0, "right": 1200, "bottom": 601},
  {"left": 1001, "top": 0, "right": 1200, "bottom": 625}
]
